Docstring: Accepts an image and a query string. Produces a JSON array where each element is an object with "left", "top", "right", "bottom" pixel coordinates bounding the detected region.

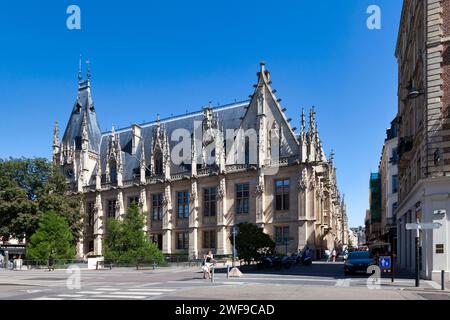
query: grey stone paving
[{"left": 0, "top": 262, "right": 449, "bottom": 300}]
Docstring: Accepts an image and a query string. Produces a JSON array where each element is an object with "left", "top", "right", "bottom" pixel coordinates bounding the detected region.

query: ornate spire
[
  {"left": 53, "top": 121, "right": 59, "bottom": 146},
  {"left": 309, "top": 106, "right": 316, "bottom": 135},
  {"left": 301, "top": 108, "right": 306, "bottom": 138},
  {"left": 86, "top": 58, "right": 91, "bottom": 80},
  {"left": 78, "top": 54, "right": 82, "bottom": 82}
]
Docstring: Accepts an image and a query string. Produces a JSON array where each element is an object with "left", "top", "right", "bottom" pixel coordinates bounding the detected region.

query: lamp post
[{"left": 231, "top": 225, "right": 239, "bottom": 267}]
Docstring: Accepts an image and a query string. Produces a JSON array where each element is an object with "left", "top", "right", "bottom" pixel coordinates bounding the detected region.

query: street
[{"left": 0, "top": 262, "right": 448, "bottom": 300}]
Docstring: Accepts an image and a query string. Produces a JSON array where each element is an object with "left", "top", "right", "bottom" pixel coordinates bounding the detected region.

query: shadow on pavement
[{"left": 212, "top": 261, "right": 415, "bottom": 280}]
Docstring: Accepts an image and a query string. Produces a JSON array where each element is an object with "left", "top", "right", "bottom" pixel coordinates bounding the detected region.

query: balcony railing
[{"left": 171, "top": 171, "right": 190, "bottom": 181}]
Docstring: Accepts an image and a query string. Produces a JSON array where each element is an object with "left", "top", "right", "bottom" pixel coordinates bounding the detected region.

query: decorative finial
[
  {"left": 86, "top": 59, "right": 91, "bottom": 79},
  {"left": 301, "top": 108, "right": 306, "bottom": 135}
]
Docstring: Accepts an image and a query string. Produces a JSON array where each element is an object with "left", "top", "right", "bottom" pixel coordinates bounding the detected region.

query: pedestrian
[
  {"left": 48, "top": 254, "right": 54, "bottom": 271},
  {"left": 332, "top": 249, "right": 337, "bottom": 262},
  {"left": 202, "top": 251, "right": 215, "bottom": 280},
  {"left": 324, "top": 249, "right": 330, "bottom": 262}
]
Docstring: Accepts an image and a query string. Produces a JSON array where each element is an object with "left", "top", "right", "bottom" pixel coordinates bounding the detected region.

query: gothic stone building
[{"left": 53, "top": 62, "right": 348, "bottom": 259}]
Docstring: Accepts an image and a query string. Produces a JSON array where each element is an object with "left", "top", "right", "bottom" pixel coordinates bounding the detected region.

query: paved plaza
[{"left": 0, "top": 262, "right": 449, "bottom": 300}]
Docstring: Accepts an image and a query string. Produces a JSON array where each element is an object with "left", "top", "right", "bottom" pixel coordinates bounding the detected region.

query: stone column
[
  {"left": 162, "top": 183, "right": 172, "bottom": 254},
  {"left": 76, "top": 201, "right": 85, "bottom": 259},
  {"left": 255, "top": 172, "right": 265, "bottom": 226},
  {"left": 216, "top": 175, "right": 228, "bottom": 255},
  {"left": 189, "top": 179, "right": 199, "bottom": 259},
  {"left": 94, "top": 192, "right": 104, "bottom": 256},
  {"left": 139, "top": 187, "right": 148, "bottom": 233}
]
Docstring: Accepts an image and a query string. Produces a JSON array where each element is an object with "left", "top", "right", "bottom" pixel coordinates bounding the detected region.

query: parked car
[{"left": 344, "top": 251, "right": 375, "bottom": 275}]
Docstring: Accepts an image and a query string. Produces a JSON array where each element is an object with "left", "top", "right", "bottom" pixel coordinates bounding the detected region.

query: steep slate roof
[
  {"left": 62, "top": 80, "right": 102, "bottom": 152},
  {"left": 98, "top": 101, "right": 249, "bottom": 180}
]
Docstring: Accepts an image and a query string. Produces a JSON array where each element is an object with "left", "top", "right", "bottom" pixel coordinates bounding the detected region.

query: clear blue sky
[{"left": 0, "top": 0, "right": 403, "bottom": 228}]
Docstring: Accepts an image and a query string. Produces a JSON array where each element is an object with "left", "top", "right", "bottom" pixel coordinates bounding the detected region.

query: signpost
[{"left": 405, "top": 222, "right": 442, "bottom": 287}]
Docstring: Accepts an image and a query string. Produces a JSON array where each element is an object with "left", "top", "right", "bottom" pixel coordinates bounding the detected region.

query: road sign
[
  {"left": 405, "top": 222, "right": 442, "bottom": 230},
  {"left": 379, "top": 256, "right": 391, "bottom": 269}
]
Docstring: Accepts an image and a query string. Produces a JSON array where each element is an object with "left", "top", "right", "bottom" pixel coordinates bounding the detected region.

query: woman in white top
[{"left": 202, "top": 251, "right": 215, "bottom": 279}]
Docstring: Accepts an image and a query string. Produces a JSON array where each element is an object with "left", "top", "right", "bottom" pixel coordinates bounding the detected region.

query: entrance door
[{"left": 157, "top": 234, "right": 163, "bottom": 251}]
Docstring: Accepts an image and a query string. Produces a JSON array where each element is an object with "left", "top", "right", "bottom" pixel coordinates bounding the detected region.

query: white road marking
[
  {"left": 96, "top": 288, "right": 120, "bottom": 291},
  {"left": 32, "top": 297, "right": 63, "bottom": 300},
  {"left": 77, "top": 291, "right": 103, "bottom": 294},
  {"left": 94, "top": 294, "right": 146, "bottom": 299}
]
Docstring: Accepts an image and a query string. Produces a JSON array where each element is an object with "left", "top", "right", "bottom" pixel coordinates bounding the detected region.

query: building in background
[
  {"left": 379, "top": 117, "right": 399, "bottom": 252},
  {"left": 395, "top": 0, "right": 450, "bottom": 281},
  {"left": 52, "top": 62, "right": 348, "bottom": 260},
  {"left": 365, "top": 173, "right": 382, "bottom": 243}
]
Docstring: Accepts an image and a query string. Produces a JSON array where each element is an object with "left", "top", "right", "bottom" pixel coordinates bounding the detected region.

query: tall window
[
  {"left": 275, "top": 226, "right": 289, "bottom": 245},
  {"left": 107, "top": 200, "right": 116, "bottom": 218},
  {"left": 86, "top": 202, "right": 95, "bottom": 226},
  {"left": 235, "top": 183, "right": 249, "bottom": 214},
  {"left": 392, "top": 175, "right": 398, "bottom": 194},
  {"left": 203, "top": 187, "right": 217, "bottom": 217},
  {"left": 128, "top": 196, "right": 139, "bottom": 208},
  {"left": 275, "top": 179, "right": 290, "bottom": 211},
  {"left": 177, "top": 191, "right": 189, "bottom": 220},
  {"left": 177, "top": 232, "right": 189, "bottom": 250},
  {"left": 154, "top": 151, "right": 163, "bottom": 175},
  {"left": 203, "top": 230, "right": 216, "bottom": 249},
  {"left": 152, "top": 193, "right": 163, "bottom": 221},
  {"left": 110, "top": 160, "right": 118, "bottom": 183}
]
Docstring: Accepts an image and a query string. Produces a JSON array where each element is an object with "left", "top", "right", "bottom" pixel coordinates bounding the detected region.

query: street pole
[
  {"left": 232, "top": 226, "right": 236, "bottom": 268},
  {"left": 415, "top": 228, "right": 420, "bottom": 287}
]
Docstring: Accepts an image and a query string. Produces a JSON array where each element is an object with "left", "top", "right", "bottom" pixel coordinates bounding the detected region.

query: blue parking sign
[{"left": 379, "top": 256, "right": 391, "bottom": 269}]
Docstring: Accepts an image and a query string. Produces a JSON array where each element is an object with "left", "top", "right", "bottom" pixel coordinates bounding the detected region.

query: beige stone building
[
  {"left": 53, "top": 62, "right": 348, "bottom": 260},
  {"left": 395, "top": 0, "right": 450, "bottom": 281}
]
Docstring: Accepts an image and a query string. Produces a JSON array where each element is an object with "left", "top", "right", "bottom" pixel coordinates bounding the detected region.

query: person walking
[
  {"left": 202, "top": 251, "right": 215, "bottom": 280},
  {"left": 332, "top": 249, "right": 337, "bottom": 262},
  {"left": 324, "top": 249, "right": 330, "bottom": 262},
  {"left": 48, "top": 254, "right": 54, "bottom": 271}
]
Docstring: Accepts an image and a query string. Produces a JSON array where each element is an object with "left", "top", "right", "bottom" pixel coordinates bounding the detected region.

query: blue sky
[{"left": 0, "top": 1, "right": 403, "bottom": 228}]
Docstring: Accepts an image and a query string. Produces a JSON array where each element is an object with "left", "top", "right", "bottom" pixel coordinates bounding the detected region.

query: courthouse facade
[{"left": 53, "top": 62, "right": 348, "bottom": 259}]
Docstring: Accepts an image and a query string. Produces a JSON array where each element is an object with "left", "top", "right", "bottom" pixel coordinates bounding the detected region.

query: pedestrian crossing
[{"left": 30, "top": 286, "right": 178, "bottom": 300}]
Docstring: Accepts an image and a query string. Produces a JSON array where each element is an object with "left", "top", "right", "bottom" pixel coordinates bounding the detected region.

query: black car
[{"left": 344, "top": 251, "right": 374, "bottom": 275}]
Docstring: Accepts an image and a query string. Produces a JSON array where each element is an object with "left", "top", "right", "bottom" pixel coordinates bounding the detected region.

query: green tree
[
  {"left": 0, "top": 158, "right": 82, "bottom": 243},
  {"left": 229, "top": 222, "right": 275, "bottom": 265},
  {"left": 104, "top": 204, "right": 164, "bottom": 264},
  {"left": 27, "top": 210, "right": 75, "bottom": 261}
]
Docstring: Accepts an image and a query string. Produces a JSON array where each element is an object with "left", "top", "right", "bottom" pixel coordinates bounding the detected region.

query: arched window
[{"left": 110, "top": 159, "right": 117, "bottom": 183}]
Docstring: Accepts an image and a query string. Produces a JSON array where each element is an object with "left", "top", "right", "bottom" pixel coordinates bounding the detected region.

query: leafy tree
[
  {"left": 229, "top": 222, "right": 275, "bottom": 265},
  {"left": 104, "top": 204, "right": 164, "bottom": 264},
  {"left": 27, "top": 210, "right": 75, "bottom": 261},
  {"left": 0, "top": 158, "right": 82, "bottom": 243}
]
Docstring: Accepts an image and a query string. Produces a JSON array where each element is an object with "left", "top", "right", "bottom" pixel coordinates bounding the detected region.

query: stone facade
[
  {"left": 395, "top": 0, "right": 450, "bottom": 281},
  {"left": 53, "top": 62, "right": 348, "bottom": 260}
]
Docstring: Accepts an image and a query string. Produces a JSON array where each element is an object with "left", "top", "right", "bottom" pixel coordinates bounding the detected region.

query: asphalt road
[{"left": 0, "top": 262, "right": 448, "bottom": 300}]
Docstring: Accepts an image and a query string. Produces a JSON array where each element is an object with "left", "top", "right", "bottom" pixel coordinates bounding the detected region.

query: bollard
[
  {"left": 227, "top": 265, "right": 230, "bottom": 279},
  {"left": 442, "top": 270, "right": 445, "bottom": 291},
  {"left": 211, "top": 266, "right": 215, "bottom": 283},
  {"left": 153, "top": 262, "right": 156, "bottom": 270}
]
